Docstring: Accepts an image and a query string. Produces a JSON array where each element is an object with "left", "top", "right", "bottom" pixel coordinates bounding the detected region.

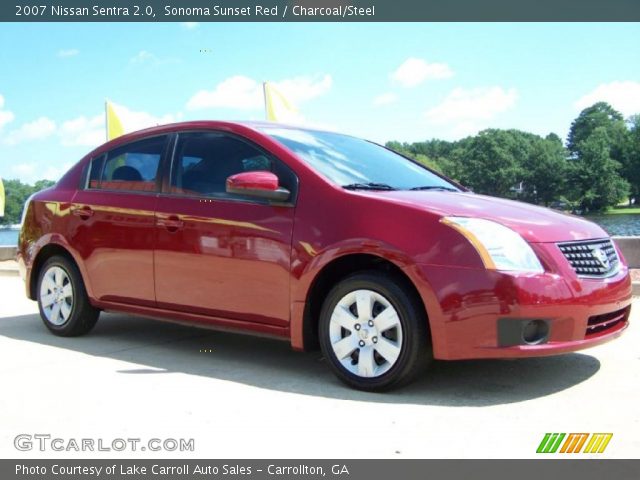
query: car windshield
[{"left": 261, "top": 127, "right": 459, "bottom": 191}]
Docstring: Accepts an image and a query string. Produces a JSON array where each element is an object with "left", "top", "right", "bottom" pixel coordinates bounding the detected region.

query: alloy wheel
[
  {"left": 39, "top": 266, "right": 74, "bottom": 326},
  {"left": 328, "top": 289, "right": 404, "bottom": 378}
]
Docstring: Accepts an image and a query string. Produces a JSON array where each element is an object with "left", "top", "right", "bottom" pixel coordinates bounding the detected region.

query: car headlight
[{"left": 441, "top": 217, "right": 544, "bottom": 273}]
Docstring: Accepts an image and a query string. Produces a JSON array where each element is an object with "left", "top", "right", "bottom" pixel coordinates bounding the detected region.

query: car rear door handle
[
  {"left": 158, "top": 216, "right": 184, "bottom": 232},
  {"left": 72, "top": 206, "right": 94, "bottom": 219}
]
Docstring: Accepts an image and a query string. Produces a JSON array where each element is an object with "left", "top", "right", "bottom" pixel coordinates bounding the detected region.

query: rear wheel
[
  {"left": 37, "top": 255, "right": 99, "bottom": 336},
  {"left": 319, "top": 271, "right": 431, "bottom": 391}
]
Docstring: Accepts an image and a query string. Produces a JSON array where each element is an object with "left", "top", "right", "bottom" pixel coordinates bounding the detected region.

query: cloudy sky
[{"left": 0, "top": 22, "right": 639, "bottom": 183}]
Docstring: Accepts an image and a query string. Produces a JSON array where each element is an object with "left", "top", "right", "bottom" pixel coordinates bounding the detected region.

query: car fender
[
  {"left": 289, "top": 237, "right": 441, "bottom": 351},
  {"left": 25, "top": 233, "right": 95, "bottom": 302}
]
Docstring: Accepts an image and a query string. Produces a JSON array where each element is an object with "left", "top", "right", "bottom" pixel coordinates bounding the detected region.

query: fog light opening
[{"left": 522, "top": 320, "right": 549, "bottom": 345}]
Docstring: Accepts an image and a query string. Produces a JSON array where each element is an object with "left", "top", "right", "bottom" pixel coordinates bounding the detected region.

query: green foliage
[
  {"left": 385, "top": 141, "right": 444, "bottom": 173},
  {"left": 567, "top": 127, "right": 629, "bottom": 211},
  {"left": 0, "top": 178, "right": 55, "bottom": 225},
  {"left": 623, "top": 115, "right": 640, "bottom": 203},
  {"left": 567, "top": 102, "right": 628, "bottom": 161},
  {"left": 520, "top": 135, "right": 570, "bottom": 206},
  {"left": 454, "top": 129, "right": 529, "bottom": 198},
  {"left": 385, "top": 101, "right": 638, "bottom": 212},
  {"left": 564, "top": 103, "right": 635, "bottom": 211},
  {"left": 2, "top": 101, "right": 638, "bottom": 221}
]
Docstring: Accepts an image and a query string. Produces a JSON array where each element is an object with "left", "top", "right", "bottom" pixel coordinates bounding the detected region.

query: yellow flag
[
  {"left": 105, "top": 101, "right": 124, "bottom": 141},
  {"left": 263, "top": 82, "right": 298, "bottom": 122},
  {"left": 0, "top": 177, "right": 5, "bottom": 218}
]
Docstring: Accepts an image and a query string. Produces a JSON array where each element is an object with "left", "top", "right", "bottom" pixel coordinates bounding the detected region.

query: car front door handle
[
  {"left": 72, "top": 206, "right": 94, "bottom": 219},
  {"left": 158, "top": 216, "right": 184, "bottom": 232}
]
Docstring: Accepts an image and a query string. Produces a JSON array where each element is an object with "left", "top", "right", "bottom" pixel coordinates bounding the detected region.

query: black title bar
[{"left": 3, "top": 0, "right": 640, "bottom": 22}]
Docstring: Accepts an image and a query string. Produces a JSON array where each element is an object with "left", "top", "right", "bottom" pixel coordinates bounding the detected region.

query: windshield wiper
[
  {"left": 409, "top": 185, "right": 458, "bottom": 192},
  {"left": 342, "top": 182, "right": 397, "bottom": 191}
]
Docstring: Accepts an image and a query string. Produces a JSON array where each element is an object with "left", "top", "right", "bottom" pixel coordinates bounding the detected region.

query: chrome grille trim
[{"left": 557, "top": 238, "right": 620, "bottom": 278}]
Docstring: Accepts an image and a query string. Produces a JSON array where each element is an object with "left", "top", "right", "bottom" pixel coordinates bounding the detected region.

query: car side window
[
  {"left": 88, "top": 136, "right": 167, "bottom": 192},
  {"left": 86, "top": 154, "right": 105, "bottom": 188},
  {"left": 170, "top": 132, "right": 296, "bottom": 201}
]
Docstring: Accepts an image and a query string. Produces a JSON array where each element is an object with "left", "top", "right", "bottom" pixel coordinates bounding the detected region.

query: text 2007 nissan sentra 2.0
[{"left": 18, "top": 121, "right": 632, "bottom": 390}]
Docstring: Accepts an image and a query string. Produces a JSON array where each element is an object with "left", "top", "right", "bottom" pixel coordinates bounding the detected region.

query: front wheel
[
  {"left": 319, "top": 271, "right": 431, "bottom": 391},
  {"left": 37, "top": 255, "right": 100, "bottom": 336}
]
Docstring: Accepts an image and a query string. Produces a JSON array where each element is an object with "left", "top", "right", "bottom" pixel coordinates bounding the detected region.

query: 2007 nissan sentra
[{"left": 17, "top": 121, "right": 632, "bottom": 390}]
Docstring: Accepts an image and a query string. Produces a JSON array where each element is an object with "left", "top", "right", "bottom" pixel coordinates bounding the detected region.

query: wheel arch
[
  {"left": 299, "top": 253, "right": 430, "bottom": 351},
  {"left": 29, "top": 243, "right": 82, "bottom": 300}
]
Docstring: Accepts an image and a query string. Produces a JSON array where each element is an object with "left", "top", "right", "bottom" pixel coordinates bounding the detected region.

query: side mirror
[{"left": 226, "top": 171, "right": 290, "bottom": 202}]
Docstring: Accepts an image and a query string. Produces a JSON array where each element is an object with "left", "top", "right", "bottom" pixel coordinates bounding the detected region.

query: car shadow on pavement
[{"left": 0, "top": 312, "right": 601, "bottom": 407}]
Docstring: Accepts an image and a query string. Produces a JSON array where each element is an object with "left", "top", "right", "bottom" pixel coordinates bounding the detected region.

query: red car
[{"left": 18, "top": 121, "right": 632, "bottom": 390}]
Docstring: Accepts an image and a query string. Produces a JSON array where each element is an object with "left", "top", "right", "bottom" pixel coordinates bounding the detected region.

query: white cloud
[
  {"left": 0, "top": 110, "right": 13, "bottom": 129},
  {"left": 11, "top": 163, "right": 36, "bottom": 176},
  {"left": 275, "top": 75, "right": 333, "bottom": 104},
  {"left": 42, "top": 162, "right": 74, "bottom": 182},
  {"left": 425, "top": 87, "right": 518, "bottom": 133},
  {"left": 373, "top": 92, "right": 398, "bottom": 106},
  {"left": 575, "top": 81, "right": 640, "bottom": 118},
  {"left": 186, "top": 74, "right": 333, "bottom": 111},
  {"left": 391, "top": 58, "right": 454, "bottom": 88},
  {"left": 3, "top": 117, "right": 56, "bottom": 145},
  {"left": 111, "top": 102, "right": 179, "bottom": 132},
  {"left": 58, "top": 104, "right": 179, "bottom": 147},
  {"left": 181, "top": 22, "right": 199, "bottom": 29},
  {"left": 130, "top": 50, "right": 156, "bottom": 64},
  {"left": 187, "top": 76, "right": 261, "bottom": 110},
  {"left": 58, "top": 114, "right": 105, "bottom": 147},
  {"left": 57, "top": 49, "right": 79, "bottom": 58},
  {"left": 0, "top": 94, "right": 15, "bottom": 130},
  {"left": 129, "top": 50, "right": 179, "bottom": 67},
  {"left": 8, "top": 161, "right": 72, "bottom": 183}
]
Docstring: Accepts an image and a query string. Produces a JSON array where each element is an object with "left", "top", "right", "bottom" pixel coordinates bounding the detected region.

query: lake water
[
  {"left": 0, "top": 213, "right": 638, "bottom": 246},
  {"left": 0, "top": 229, "right": 19, "bottom": 246},
  {"left": 583, "top": 214, "right": 640, "bottom": 237}
]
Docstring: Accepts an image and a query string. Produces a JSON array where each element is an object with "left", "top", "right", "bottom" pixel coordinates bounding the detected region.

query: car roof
[{"left": 85, "top": 120, "right": 340, "bottom": 159}]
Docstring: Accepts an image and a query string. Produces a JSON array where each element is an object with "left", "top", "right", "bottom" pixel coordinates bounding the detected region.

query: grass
[{"left": 605, "top": 206, "right": 640, "bottom": 215}]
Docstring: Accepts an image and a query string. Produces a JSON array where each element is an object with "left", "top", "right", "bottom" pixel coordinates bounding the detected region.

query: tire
[
  {"left": 319, "top": 270, "right": 431, "bottom": 391},
  {"left": 37, "top": 255, "right": 100, "bottom": 336}
]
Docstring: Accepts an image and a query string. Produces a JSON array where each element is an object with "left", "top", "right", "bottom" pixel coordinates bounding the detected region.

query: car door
[
  {"left": 69, "top": 134, "right": 169, "bottom": 307},
  {"left": 154, "top": 131, "right": 297, "bottom": 326}
]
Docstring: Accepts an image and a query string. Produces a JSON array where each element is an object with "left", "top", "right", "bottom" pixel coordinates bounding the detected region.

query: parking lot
[{"left": 0, "top": 274, "right": 638, "bottom": 459}]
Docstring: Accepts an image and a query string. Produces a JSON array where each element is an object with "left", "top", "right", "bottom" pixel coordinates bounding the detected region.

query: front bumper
[{"left": 412, "top": 246, "right": 632, "bottom": 360}]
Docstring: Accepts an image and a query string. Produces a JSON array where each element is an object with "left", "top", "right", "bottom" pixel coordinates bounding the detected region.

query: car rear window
[{"left": 87, "top": 136, "right": 166, "bottom": 192}]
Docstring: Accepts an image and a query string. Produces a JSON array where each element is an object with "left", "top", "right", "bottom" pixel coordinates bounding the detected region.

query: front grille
[
  {"left": 557, "top": 239, "right": 620, "bottom": 278},
  {"left": 586, "top": 307, "right": 630, "bottom": 337}
]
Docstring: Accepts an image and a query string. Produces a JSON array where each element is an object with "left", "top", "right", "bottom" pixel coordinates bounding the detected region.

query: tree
[
  {"left": 567, "top": 102, "right": 628, "bottom": 161},
  {"left": 0, "top": 179, "right": 55, "bottom": 225},
  {"left": 623, "top": 115, "right": 640, "bottom": 204},
  {"left": 383, "top": 106, "right": 639, "bottom": 209},
  {"left": 520, "top": 135, "right": 569, "bottom": 206},
  {"left": 385, "top": 141, "right": 443, "bottom": 172},
  {"left": 453, "top": 129, "right": 531, "bottom": 198},
  {"left": 568, "top": 127, "right": 629, "bottom": 212}
]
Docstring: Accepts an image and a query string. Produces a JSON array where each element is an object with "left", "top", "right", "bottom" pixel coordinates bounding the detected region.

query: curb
[
  {"left": 0, "top": 258, "right": 19, "bottom": 277},
  {"left": 0, "top": 268, "right": 19, "bottom": 277},
  {"left": 633, "top": 282, "right": 640, "bottom": 297},
  {"left": 0, "top": 245, "right": 18, "bottom": 262}
]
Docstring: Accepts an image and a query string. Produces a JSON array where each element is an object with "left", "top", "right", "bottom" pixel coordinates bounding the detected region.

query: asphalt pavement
[{"left": 0, "top": 275, "right": 638, "bottom": 459}]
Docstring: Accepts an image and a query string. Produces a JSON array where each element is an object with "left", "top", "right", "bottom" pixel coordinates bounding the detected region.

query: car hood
[{"left": 375, "top": 191, "right": 608, "bottom": 243}]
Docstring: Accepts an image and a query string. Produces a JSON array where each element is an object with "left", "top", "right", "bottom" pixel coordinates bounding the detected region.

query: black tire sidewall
[
  {"left": 36, "top": 256, "right": 94, "bottom": 336},
  {"left": 319, "top": 271, "right": 428, "bottom": 391}
]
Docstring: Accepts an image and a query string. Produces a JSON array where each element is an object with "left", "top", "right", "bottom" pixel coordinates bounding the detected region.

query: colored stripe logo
[{"left": 537, "top": 433, "right": 612, "bottom": 453}]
